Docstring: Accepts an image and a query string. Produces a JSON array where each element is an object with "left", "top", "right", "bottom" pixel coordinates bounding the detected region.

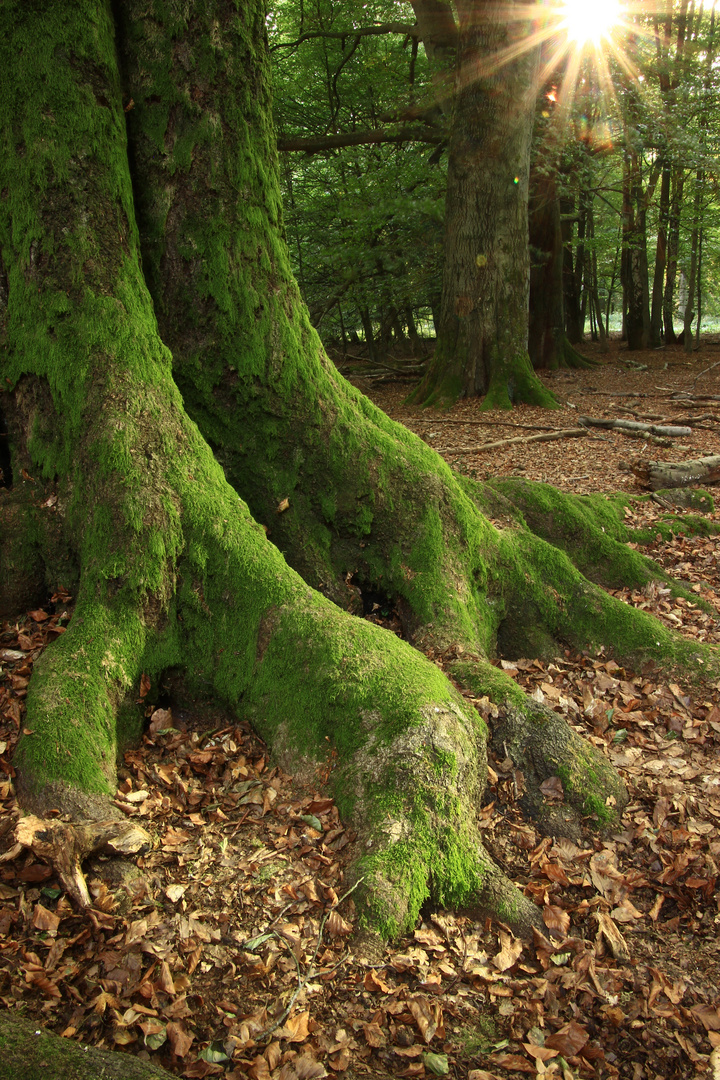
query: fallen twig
[
  {"left": 691, "top": 360, "right": 720, "bottom": 389},
  {"left": 258, "top": 877, "right": 365, "bottom": 1042},
  {"left": 447, "top": 427, "right": 588, "bottom": 455}
]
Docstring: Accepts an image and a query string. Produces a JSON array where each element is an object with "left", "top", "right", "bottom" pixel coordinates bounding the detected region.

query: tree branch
[
  {"left": 277, "top": 127, "right": 445, "bottom": 153},
  {"left": 271, "top": 23, "right": 420, "bottom": 51}
]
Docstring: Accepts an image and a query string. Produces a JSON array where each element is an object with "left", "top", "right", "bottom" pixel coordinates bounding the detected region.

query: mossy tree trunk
[
  {"left": 410, "top": 0, "right": 557, "bottom": 409},
  {"left": 1, "top": 0, "right": 716, "bottom": 964}
]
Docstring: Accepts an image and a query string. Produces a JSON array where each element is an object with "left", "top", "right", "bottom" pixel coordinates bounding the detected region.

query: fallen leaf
[
  {"left": 32, "top": 903, "right": 60, "bottom": 936},
  {"left": 543, "top": 904, "right": 570, "bottom": 937},
  {"left": 166, "top": 1021, "right": 194, "bottom": 1057},
  {"left": 275, "top": 1010, "right": 310, "bottom": 1043},
  {"left": 492, "top": 931, "right": 523, "bottom": 972},
  {"left": 545, "top": 1020, "right": 589, "bottom": 1056}
]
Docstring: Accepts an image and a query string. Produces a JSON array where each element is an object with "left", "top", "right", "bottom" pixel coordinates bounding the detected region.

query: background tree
[{"left": 273, "top": 0, "right": 720, "bottom": 371}]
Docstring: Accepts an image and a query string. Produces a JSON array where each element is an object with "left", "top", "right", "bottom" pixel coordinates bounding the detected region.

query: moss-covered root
[
  {"left": 0, "top": 1013, "right": 172, "bottom": 1080},
  {"left": 242, "top": 604, "right": 541, "bottom": 939},
  {"left": 446, "top": 658, "right": 626, "bottom": 839},
  {"left": 15, "top": 601, "right": 157, "bottom": 818},
  {"left": 491, "top": 701, "right": 628, "bottom": 840}
]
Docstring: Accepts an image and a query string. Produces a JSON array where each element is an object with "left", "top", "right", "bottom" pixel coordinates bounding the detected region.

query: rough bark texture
[
  {"left": 1, "top": 0, "right": 716, "bottom": 969},
  {"left": 631, "top": 456, "right": 720, "bottom": 491},
  {"left": 410, "top": 1, "right": 556, "bottom": 408},
  {"left": 528, "top": 170, "right": 594, "bottom": 371},
  {"left": 622, "top": 137, "right": 651, "bottom": 352}
]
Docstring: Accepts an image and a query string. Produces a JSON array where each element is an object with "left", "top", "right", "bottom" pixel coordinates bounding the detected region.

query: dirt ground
[{"left": 1, "top": 335, "right": 720, "bottom": 1080}]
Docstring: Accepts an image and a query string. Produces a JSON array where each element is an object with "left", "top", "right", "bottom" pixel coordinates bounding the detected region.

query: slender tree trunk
[
  {"left": 683, "top": 174, "right": 701, "bottom": 352},
  {"left": 527, "top": 169, "right": 594, "bottom": 369},
  {"left": 650, "top": 163, "right": 671, "bottom": 347},
  {"left": 411, "top": 1, "right": 555, "bottom": 408},
  {"left": 696, "top": 223, "right": 703, "bottom": 348},
  {"left": 561, "top": 196, "right": 583, "bottom": 343},
  {"left": 663, "top": 170, "right": 684, "bottom": 343},
  {"left": 588, "top": 204, "right": 608, "bottom": 351},
  {"left": 622, "top": 140, "right": 651, "bottom": 351},
  {"left": 606, "top": 236, "right": 621, "bottom": 335}
]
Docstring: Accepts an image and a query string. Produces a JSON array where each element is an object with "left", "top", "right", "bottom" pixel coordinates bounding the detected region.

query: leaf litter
[{"left": 2, "top": 347, "right": 720, "bottom": 1078}]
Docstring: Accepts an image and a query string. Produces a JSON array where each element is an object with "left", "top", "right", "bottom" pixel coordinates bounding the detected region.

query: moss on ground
[{"left": 0, "top": 1013, "right": 171, "bottom": 1080}]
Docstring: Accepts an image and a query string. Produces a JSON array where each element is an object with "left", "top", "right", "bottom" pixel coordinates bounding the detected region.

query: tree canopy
[{"left": 271, "top": 0, "right": 720, "bottom": 384}]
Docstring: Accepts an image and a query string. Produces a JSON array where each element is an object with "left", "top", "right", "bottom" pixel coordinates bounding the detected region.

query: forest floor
[{"left": 2, "top": 336, "right": 720, "bottom": 1080}]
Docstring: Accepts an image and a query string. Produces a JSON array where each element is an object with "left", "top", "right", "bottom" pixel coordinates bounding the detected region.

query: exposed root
[{"left": 14, "top": 815, "right": 150, "bottom": 908}]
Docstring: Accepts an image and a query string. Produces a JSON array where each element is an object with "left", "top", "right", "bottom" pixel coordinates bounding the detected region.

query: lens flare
[{"left": 560, "top": 0, "right": 622, "bottom": 46}]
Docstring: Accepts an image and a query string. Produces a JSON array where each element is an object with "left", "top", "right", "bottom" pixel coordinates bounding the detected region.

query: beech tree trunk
[
  {"left": 622, "top": 139, "right": 651, "bottom": 351},
  {"left": 650, "top": 163, "right": 671, "bottom": 347},
  {"left": 1, "top": 0, "right": 716, "bottom": 994},
  {"left": 528, "top": 171, "right": 597, "bottom": 369},
  {"left": 411, "top": 1, "right": 555, "bottom": 408}
]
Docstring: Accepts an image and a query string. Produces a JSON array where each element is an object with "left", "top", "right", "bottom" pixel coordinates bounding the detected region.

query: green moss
[
  {"left": 0, "top": 1013, "right": 171, "bottom": 1080},
  {"left": 447, "top": 657, "right": 524, "bottom": 709},
  {"left": 556, "top": 760, "right": 614, "bottom": 825}
]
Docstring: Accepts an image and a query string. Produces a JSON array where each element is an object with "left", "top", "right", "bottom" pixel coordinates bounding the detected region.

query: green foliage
[{"left": 270, "top": 0, "right": 446, "bottom": 350}]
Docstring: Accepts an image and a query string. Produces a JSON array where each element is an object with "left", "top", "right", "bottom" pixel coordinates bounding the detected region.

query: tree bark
[
  {"left": 622, "top": 138, "right": 651, "bottom": 351},
  {"left": 650, "top": 163, "right": 671, "bottom": 347},
  {"left": 631, "top": 455, "right": 720, "bottom": 491},
  {"left": 410, "top": 1, "right": 556, "bottom": 408},
  {"left": 663, "top": 169, "right": 685, "bottom": 343}
]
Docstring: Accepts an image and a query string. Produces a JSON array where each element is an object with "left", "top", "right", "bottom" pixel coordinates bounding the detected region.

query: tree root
[{"left": 13, "top": 816, "right": 151, "bottom": 908}]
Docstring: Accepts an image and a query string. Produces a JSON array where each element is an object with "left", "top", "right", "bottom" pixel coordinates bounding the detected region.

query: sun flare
[{"left": 560, "top": 0, "right": 622, "bottom": 46}]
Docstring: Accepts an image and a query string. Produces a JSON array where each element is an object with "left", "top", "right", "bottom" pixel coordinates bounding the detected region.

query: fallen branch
[
  {"left": 449, "top": 427, "right": 588, "bottom": 454},
  {"left": 410, "top": 419, "right": 559, "bottom": 431},
  {"left": 630, "top": 454, "right": 720, "bottom": 491},
  {"left": 691, "top": 359, "right": 720, "bottom": 389},
  {"left": 579, "top": 417, "right": 692, "bottom": 438}
]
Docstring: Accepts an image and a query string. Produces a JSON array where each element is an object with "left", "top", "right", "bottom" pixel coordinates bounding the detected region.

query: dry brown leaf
[
  {"left": 166, "top": 1021, "right": 194, "bottom": 1057},
  {"left": 26, "top": 970, "right": 61, "bottom": 999},
  {"left": 492, "top": 931, "right": 523, "bottom": 972},
  {"left": 544, "top": 1020, "right": 589, "bottom": 1056},
  {"left": 149, "top": 708, "right": 173, "bottom": 736},
  {"left": 364, "top": 969, "right": 393, "bottom": 993},
  {"left": 408, "top": 995, "right": 443, "bottom": 1043},
  {"left": 326, "top": 909, "right": 353, "bottom": 937},
  {"left": 692, "top": 1004, "right": 720, "bottom": 1030},
  {"left": 328, "top": 1048, "right": 350, "bottom": 1072},
  {"left": 539, "top": 776, "right": 564, "bottom": 801},
  {"left": 648, "top": 893, "right": 664, "bottom": 922},
  {"left": 611, "top": 897, "right": 645, "bottom": 922},
  {"left": 595, "top": 911, "right": 630, "bottom": 961},
  {"left": 159, "top": 959, "right": 176, "bottom": 995},
  {"left": 362, "top": 1022, "right": 387, "bottom": 1048},
  {"left": 488, "top": 1053, "right": 535, "bottom": 1073},
  {"left": 541, "top": 861, "right": 570, "bottom": 886},
  {"left": 249, "top": 1055, "right": 272, "bottom": 1080},
  {"left": 293, "top": 1052, "right": 328, "bottom": 1079},
  {"left": 276, "top": 1010, "right": 311, "bottom": 1043},
  {"left": 522, "top": 1043, "right": 559, "bottom": 1061},
  {"left": 542, "top": 904, "right": 570, "bottom": 937},
  {"left": 32, "top": 902, "right": 60, "bottom": 936}
]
